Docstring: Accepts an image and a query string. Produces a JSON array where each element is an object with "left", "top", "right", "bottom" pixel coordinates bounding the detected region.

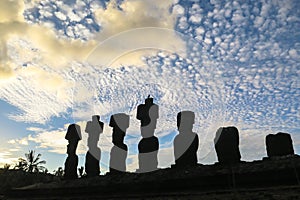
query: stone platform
[{"left": 5, "top": 155, "right": 300, "bottom": 200}]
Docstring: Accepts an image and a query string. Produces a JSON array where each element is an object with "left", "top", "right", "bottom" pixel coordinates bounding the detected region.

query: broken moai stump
[
  {"left": 64, "top": 124, "right": 82, "bottom": 179},
  {"left": 136, "top": 95, "right": 159, "bottom": 173},
  {"left": 214, "top": 126, "right": 241, "bottom": 165},
  {"left": 173, "top": 111, "right": 199, "bottom": 168},
  {"left": 85, "top": 115, "right": 104, "bottom": 177},
  {"left": 109, "top": 113, "right": 130, "bottom": 174},
  {"left": 266, "top": 132, "right": 294, "bottom": 158}
]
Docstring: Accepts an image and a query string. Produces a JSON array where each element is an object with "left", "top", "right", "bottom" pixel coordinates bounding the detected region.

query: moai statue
[
  {"left": 173, "top": 111, "right": 199, "bottom": 168},
  {"left": 64, "top": 124, "right": 82, "bottom": 179},
  {"left": 266, "top": 132, "right": 294, "bottom": 157},
  {"left": 109, "top": 113, "right": 130, "bottom": 174},
  {"left": 214, "top": 126, "right": 241, "bottom": 165},
  {"left": 136, "top": 95, "right": 159, "bottom": 173},
  {"left": 85, "top": 115, "right": 104, "bottom": 177}
]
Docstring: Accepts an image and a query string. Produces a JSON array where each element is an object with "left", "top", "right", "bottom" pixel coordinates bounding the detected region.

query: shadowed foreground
[
  {"left": 5, "top": 155, "right": 300, "bottom": 200},
  {"left": 5, "top": 186, "right": 300, "bottom": 200}
]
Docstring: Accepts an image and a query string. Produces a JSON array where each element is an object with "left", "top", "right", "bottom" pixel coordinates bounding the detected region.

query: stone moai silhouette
[
  {"left": 109, "top": 113, "right": 130, "bottom": 174},
  {"left": 64, "top": 124, "right": 82, "bottom": 179},
  {"left": 85, "top": 115, "right": 104, "bottom": 177},
  {"left": 136, "top": 95, "right": 159, "bottom": 173},
  {"left": 266, "top": 132, "right": 294, "bottom": 157},
  {"left": 173, "top": 111, "right": 199, "bottom": 168},
  {"left": 214, "top": 126, "right": 241, "bottom": 165}
]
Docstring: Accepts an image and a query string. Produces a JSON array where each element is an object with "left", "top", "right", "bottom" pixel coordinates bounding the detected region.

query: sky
[{"left": 0, "top": 0, "right": 299, "bottom": 173}]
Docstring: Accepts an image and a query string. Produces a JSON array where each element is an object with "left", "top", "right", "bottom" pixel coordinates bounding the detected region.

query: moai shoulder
[
  {"left": 65, "top": 124, "right": 82, "bottom": 141},
  {"left": 109, "top": 113, "right": 130, "bottom": 131},
  {"left": 85, "top": 115, "right": 104, "bottom": 134},
  {"left": 173, "top": 111, "right": 199, "bottom": 168}
]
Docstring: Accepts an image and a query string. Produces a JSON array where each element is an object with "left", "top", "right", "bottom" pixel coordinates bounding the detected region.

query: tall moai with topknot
[
  {"left": 266, "top": 132, "right": 294, "bottom": 158},
  {"left": 173, "top": 111, "right": 199, "bottom": 168},
  {"left": 214, "top": 126, "right": 241, "bottom": 165},
  {"left": 85, "top": 115, "right": 104, "bottom": 177},
  {"left": 136, "top": 95, "right": 159, "bottom": 173},
  {"left": 109, "top": 113, "right": 130, "bottom": 174},
  {"left": 64, "top": 124, "right": 82, "bottom": 179}
]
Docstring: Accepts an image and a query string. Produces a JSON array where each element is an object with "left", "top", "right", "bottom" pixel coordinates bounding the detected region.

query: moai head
[
  {"left": 109, "top": 113, "right": 130, "bottom": 132},
  {"left": 136, "top": 95, "right": 159, "bottom": 128},
  {"left": 86, "top": 115, "right": 104, "bottom": 134},
  {"left": 177, "top": 111, "right": 195, "bottom": 133},
  {"left": 92, "top": 115, "right": 100, "bottom": 122},
  {"left": 65, "top": 124, "right": 81, "bottom": 155}
]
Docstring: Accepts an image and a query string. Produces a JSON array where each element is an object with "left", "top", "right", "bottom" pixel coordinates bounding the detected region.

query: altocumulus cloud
[{"left": 0, "top": 0, "right": 185, "bottom": 122}]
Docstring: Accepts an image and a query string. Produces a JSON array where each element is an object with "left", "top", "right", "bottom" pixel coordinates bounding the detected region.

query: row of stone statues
[{"left": 64, "top": 96, "right": 295, "bottom": 179}]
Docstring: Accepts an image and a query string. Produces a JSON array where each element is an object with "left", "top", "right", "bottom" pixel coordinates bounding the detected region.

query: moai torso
[
  {"left": 266, "top": 132, "right": 294, "bottom": 157},
  {"left": 136, "top": 96, "right": 159, "bottom": 173},
  {"left": 173, "top": 111, "right": 199, "bottom": 168},
  {"left": 85, "top": 115, "right": 104, "bottom": 177},
  {"left": 138, "top": 136, "right": 159, "bottom": 172},
  {"left": 109, "top": 113, "right": 130, "bottom": 174},
  {"left": 64, "top": 124, "right": 81, "bottom": 179},
  {"left": 214, "top": 126, "right": 241, "bottom": 165}
]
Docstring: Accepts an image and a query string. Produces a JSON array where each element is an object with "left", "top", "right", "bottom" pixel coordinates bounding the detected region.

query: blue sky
[{"left": 0, "top": 0, "right": 299, "bottom": 173}]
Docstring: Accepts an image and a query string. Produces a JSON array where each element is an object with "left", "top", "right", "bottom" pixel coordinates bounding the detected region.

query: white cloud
[
  {"left": 0, "top": 0, "right": 188, "bottom": 124},
  {"left": 204, "top": 37, "right": 212, "bottom": 45},
  {"left": 0, "top": 0, "right": 98, "bottom": 79},
  {"left": 172, "top": 4, "right": 185, "bottom": 15},
  {"left": 54, "top": 11, "right": 67, "bottom": 21},
  {"left": 0, "top": 0, "right": 24, "bottom": 23},
  {"left": 0, "top": 151, "right": 19, "bottom": 167},
  {"left": 0, "top": 67, "right": 74, "bottom": 123},
  {"left": 94, "top": 0, "right": 176, "bottom": 40},
  {"left": 289, "top": 49, "right": 299, "bottom": 60},
  {"left": 189, "top": 15, "right": 202, "bottom": 24},
  {"left": 195, "top": 27, "right": 205, "bottom": 35},
  {"left": 86, "top": 28, "right": 186, "bottom": 68},
  {"left": 8, "top": 138, "right": 28, "bottom": 145},
  {"left": 231, "top": 12, "right": 244, "bottom": 24},
  {"left": 68, "top": 11, "right": 81, "bottom": 22}
]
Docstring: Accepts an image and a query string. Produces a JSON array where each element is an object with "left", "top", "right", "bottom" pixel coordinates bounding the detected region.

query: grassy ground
[{"left": 0, "top": 169, "right": 59, "bottom": 195}]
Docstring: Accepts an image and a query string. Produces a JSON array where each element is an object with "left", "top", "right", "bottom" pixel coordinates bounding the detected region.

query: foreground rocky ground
[{"left": 4, "top": 155, "right": 300, "bottom": 199}]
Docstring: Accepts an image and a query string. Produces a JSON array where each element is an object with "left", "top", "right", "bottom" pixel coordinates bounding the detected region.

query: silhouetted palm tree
[{"left": 15, "top": 150, "right": 46, "bottom": 173}]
